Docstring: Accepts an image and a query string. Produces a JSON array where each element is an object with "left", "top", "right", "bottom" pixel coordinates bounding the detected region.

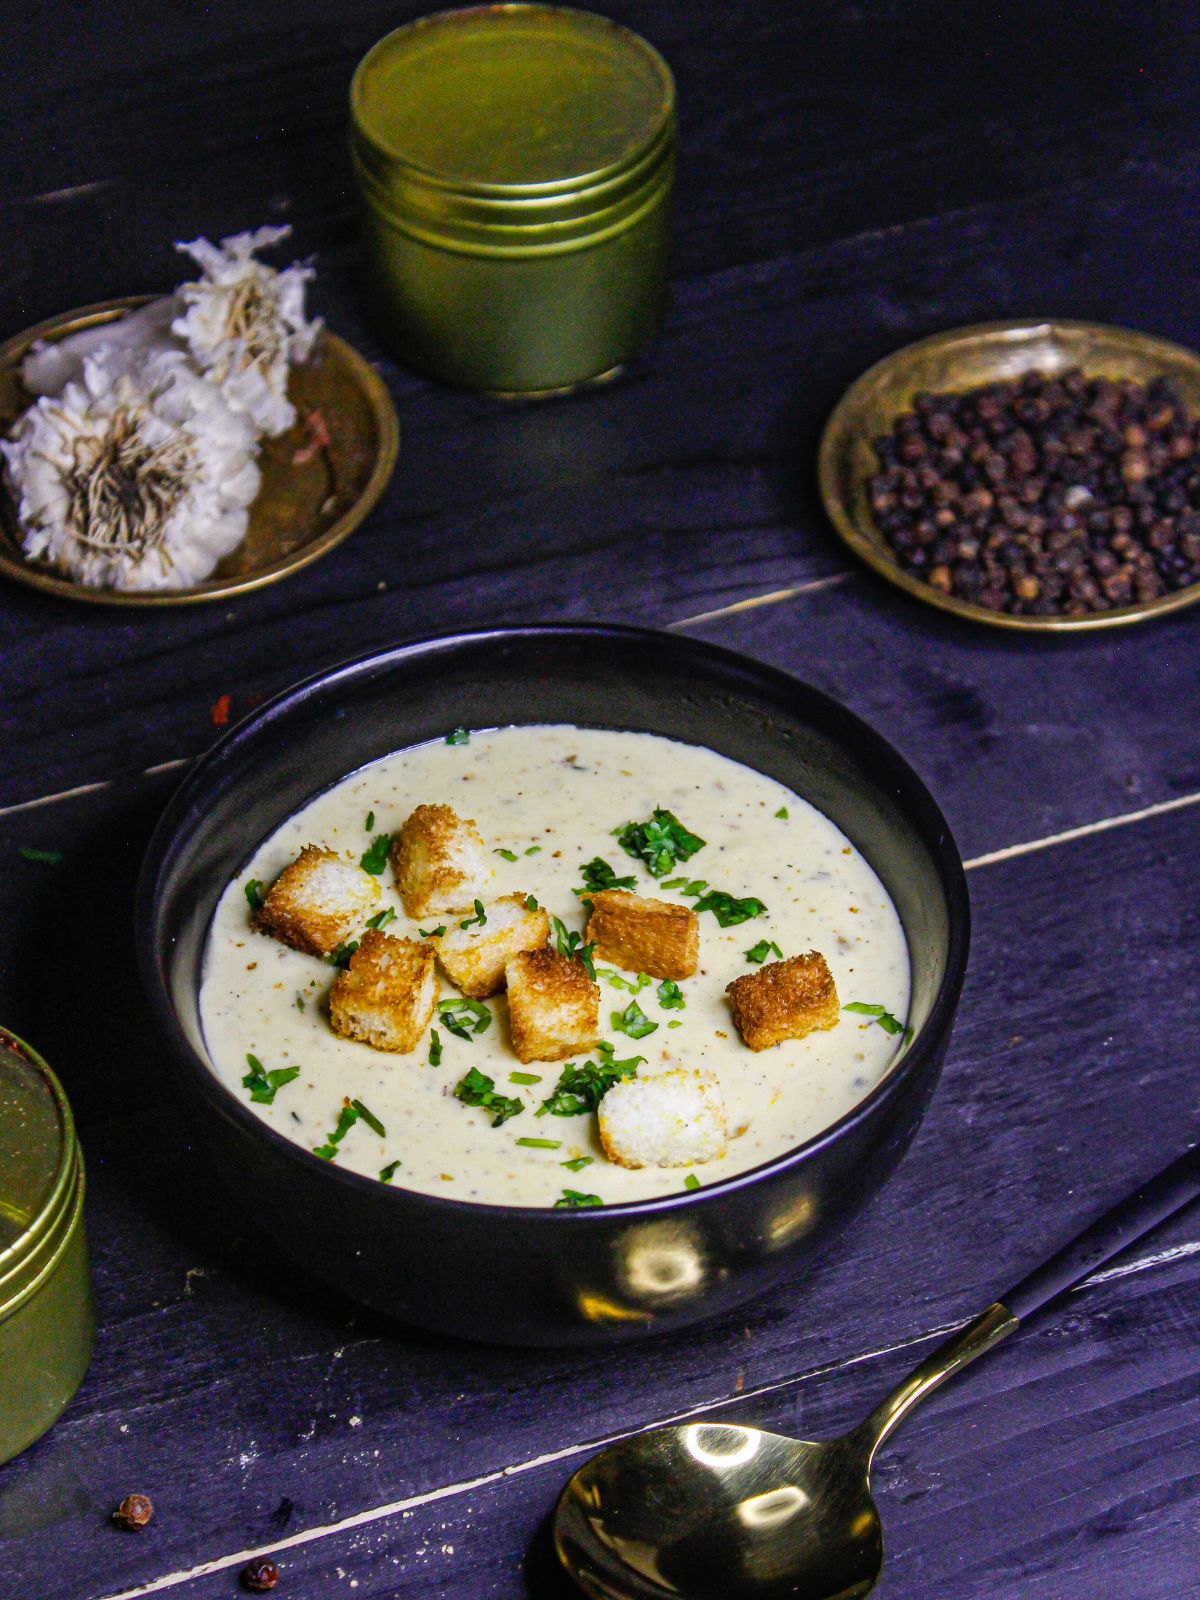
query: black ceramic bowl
[{"left": 137, "top": 625, "right": 968, "bottom": 1346}]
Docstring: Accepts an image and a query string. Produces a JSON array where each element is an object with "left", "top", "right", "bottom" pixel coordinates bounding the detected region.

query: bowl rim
[{"left": 136, "top": 622, "right": 970, "bottom": 1223}]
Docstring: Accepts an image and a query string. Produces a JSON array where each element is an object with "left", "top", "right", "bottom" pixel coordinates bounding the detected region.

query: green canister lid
[
  {"left": 352, "top": 4, "right": 674, "bottom": 197},
  {"left": 0, "top": 1028, "right": 93, "bottom": 1466},
  {"left": 350, "top": 5, "right": 677, "bottom": 392}
]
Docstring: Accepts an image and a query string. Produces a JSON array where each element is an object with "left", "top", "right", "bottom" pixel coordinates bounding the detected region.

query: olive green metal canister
[
  {"left": 350, "top": 4, "right": 676, "bottom": 393},
  {"left": 0, "top": 1029, "right": 93, "bottom": 1466}
]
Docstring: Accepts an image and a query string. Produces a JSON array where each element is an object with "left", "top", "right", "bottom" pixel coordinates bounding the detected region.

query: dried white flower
[
  {"left": 172, "top": 225, "right": 321, "bottom": 437},
  {"left": 2, "top": 351, "right": 260, "bottom": 591},
  {"left": 21, "top": 297, "right": 180, "bottom": 399}
]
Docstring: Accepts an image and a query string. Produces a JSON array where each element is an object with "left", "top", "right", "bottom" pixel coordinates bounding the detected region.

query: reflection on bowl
[{"left": 137, "top": 625, "right": 968, "bottom": 1346}]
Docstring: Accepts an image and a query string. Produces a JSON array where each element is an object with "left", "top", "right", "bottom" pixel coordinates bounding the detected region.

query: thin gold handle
[{"left": 859, "top": 1301, "right": 1018, "bottom": 1464}]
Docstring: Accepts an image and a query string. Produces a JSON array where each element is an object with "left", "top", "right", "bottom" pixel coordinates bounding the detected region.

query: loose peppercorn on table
[{"left": 3, "top": 2, "right": 1200, "bottom": 1596}]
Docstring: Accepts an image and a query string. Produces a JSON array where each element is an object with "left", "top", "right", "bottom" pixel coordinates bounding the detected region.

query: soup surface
[{"left": 200, "top": 725, "right": 911, "bottom": 1205}]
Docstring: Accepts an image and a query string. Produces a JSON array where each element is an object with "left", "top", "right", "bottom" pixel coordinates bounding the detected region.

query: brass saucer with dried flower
[{"left": 0, "top": 297, "right": 399, "bottom": 606}]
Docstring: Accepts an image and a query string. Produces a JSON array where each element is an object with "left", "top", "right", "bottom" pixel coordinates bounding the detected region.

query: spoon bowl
[
  {"left": 555, "top": 1304, "right": 1019, "bottom": 1600},
  {"left": 556, "top": 1423, "right": 882, "bottom": 1600},
  {"left": 556, "top": 1136, "right": 1200, "bottom": 1599}
]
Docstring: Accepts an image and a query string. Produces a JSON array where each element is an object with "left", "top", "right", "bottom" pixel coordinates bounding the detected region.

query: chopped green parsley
[
  {"left": 661, "top": 876, "right": 709, "bottom": 896},
  {"left": 745, "top": 939, "right": 784, "bottom": 964},
  {"left": 574, "top": 856, "right": 638, "bottom": 899},
  {"left": 242, "top": 1053, "right": 300, "bottom": 1105},
  {"left": 243, "top": 878, "right": 264, "bottom": 910},
  {"left": 493, "top": 848, "right": 519, "bottom": 862},
  {"left": 419, "top": 924, "right": 447, "bottom": 938},
  {"left": 360, "top": 833, "right": 391, "bottom": 874},
  {"left": 615, "top": 808, "right": 706, "bottom": 879},
  {"left": 554, "top": 1189, "right": 603, "bottom": 1209},
  {"left": 437, "top": 998, "right": 492, "bottom": 1040},
  {"left": 561, "top": 1155, "right": 594, "bottom": 1173},
  {"left": 775, "top": 806, "right": 789, "bottom": 820},
  {"left": 508, "top": 1070, "right": 542, "bottom": 1085},
  {"left": 549, "top": 915, "right": 597, "bottom": 979},
  {"left": 365, "top": 811, "right": 375, "bottom": 831},
  {"left": 612, "top": 1000, "right": 658, "bottom": 1039},
  {"left": 595, "top": 967, "right": 651, "bottom": 994},
  {"left": 524, "top": 845, "right": 542, "bottom": 856},
  {"left": 459, "top": 899, "right": 487, "bottom": 930},
  {"left": 454, "top": 1066, "right": 523, "bottom": 1126},
  {"left": 525, "top": 895, "right": 539, "bottom": 912},
  {"left": 693, "top": 890, "right": 767, "bottom": 927},
  {"left": 324, "top": 939, "right": 359, "bottom": 969},
  {"left": 538, "top": 1043, "right": 644, "bottom": 1117},
  {"left": 445, "top": 726, "right": 470, "bottom": 745},
  {"left": 428, "top": 1028, "right": 443, "bottom": 1067},
  {"left": 366, "top": 907, "right": 396, "bottom": 931},
  {"left": 657, "top": 979, "right": 686, "bottom": 1010},
  {"left": 844, "top": 1002, "right": 912, "bottom": 1043},
  {"left": 684, "top": 1172, "right": 701, "bottom": 1191},
  {"left": 351, "top": 1098, "right": 386, "bottom": 1138},
  {"left": 313, "top": 1099, "right": 359, "bottom": 1160},
  {"left": 379, "top": 1159, "right": 401, "bottom": 1183}
]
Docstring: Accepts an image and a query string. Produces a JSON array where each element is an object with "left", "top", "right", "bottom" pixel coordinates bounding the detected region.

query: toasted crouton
[
  {"left": 726, "top": 951, "right": 840, "bottom": 1051},
  {"left": 390, "top": 804, "right": 489, "bottom": 919},
  {"left": 585, "top": 889, "right": 699, "bottom": 980},
  {"left": 599, "top": 1068, "right": 726, "bottom": 1169},
  {"left": 329, "top": 929, "right": 438, "bottom": 1053},
  {"left": 505, "top": 946, "right": 600, "bottom": 1063},
  {"left": 430, "top": 893, "right": 550, "bottom": 999},
  {"left": 255, "top": 845, "right": 381, "bottom": 957}
]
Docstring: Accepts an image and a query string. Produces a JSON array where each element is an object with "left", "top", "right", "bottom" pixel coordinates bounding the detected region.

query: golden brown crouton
[
  {"left": 726, "top": 951, "right": 840, "bottom": 1051},
  {"left": 255, "top": 845, "right": 381, "bottom": 957},
  {"left": 329, "top": 929, "right": 439, "bottom": 1053},
  {"left": 505, "top": 946, "right": 601, "bottom": 1064},
  {"left": 390, "top": 803, "right": 489, "bottom": 919},
  {"left": 430, "top": 893, "right": 550, "bottom": 999},
  {"left": 586, "top": 889, "right": 699, "bottom": 980}
]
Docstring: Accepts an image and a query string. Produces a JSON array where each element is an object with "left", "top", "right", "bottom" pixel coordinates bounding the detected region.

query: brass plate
[
  {"left": 818, "top": 318, "right": 1200, "bottom": 633},
  {"left": 0, "top": 297, "right": 399, "bottom": 606}
]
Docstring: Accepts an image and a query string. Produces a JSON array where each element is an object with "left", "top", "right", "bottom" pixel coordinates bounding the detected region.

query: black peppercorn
[
  {"left": 866, "top": 366, "right": 1200, "bottom": 617},
  {"left": 112, "top": 1494, "right": 154, "bottom": 1530},
  {"left": 242, "top": 1557, "right": 282, "bottom": 1592}
]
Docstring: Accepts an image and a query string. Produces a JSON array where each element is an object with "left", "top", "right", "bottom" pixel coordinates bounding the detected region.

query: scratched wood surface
[{"left": 3, "top": 0, "right": 1200, "bottom": 1595}]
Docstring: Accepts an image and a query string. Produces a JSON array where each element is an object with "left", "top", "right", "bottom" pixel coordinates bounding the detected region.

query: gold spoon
[{"left": 555, "top": 1145, "right": 1200, "bottom": 1599}]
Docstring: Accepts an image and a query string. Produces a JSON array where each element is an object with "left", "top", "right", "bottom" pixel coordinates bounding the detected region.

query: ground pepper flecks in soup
[{"left": 199, "top": 726, "right": 911, "bottom": 1206}]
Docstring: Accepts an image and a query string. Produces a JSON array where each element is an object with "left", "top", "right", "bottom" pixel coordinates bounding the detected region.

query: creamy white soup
[{"left": 199, "top": 725, "right": 911, "bottom": 1206}]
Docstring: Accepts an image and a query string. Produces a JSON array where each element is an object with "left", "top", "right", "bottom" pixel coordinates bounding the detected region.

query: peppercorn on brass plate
[
  {"left": 819, "top": 318, "right": 1200, "bottom": 633},
  {"left": 0, "top": 297, "right": 399, "bottom": 606}
]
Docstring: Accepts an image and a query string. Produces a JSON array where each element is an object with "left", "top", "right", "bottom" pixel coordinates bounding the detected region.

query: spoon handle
[
  {"left": 1001, "top": 1143, "right": 1200, "bottom": 1320},
  {"left": 864, "top": 1143, "right": 1200, "bottom": 1459}
]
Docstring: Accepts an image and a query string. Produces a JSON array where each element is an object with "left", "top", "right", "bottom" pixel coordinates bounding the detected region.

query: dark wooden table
[{"left": 3, "top": 2, "right": 1200, "bottom": 1594}]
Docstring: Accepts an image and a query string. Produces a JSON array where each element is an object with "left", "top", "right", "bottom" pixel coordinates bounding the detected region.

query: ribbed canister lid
[
  {"left": 0, "top": 1028, "right": 76, "bottom": 1314},
  {"left": 351, "top": 5, "right": 675, "bottom": 222}
]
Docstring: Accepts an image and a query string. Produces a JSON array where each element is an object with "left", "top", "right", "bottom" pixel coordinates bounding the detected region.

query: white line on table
[
  {"left": 21, "top": 178, "right": 113, "bottom": 206},
  {"left": 962, "top": 788, "right": 1200, "bottom": 871},
  {"left": 1085, "top": 1236, "right": 1200, "bottom": 1287},
  {"left": 91, "top": 1231, "right": 1194, "bottom": 1600},
  {"left": 668, "top": 570, "right": 853, "bottom": 630},
  {"left": 0, "top": 777, "right": 111, "bottom": 818},
  {"left": 0, "top": 758, "right": 192, "bottom": 820}
]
